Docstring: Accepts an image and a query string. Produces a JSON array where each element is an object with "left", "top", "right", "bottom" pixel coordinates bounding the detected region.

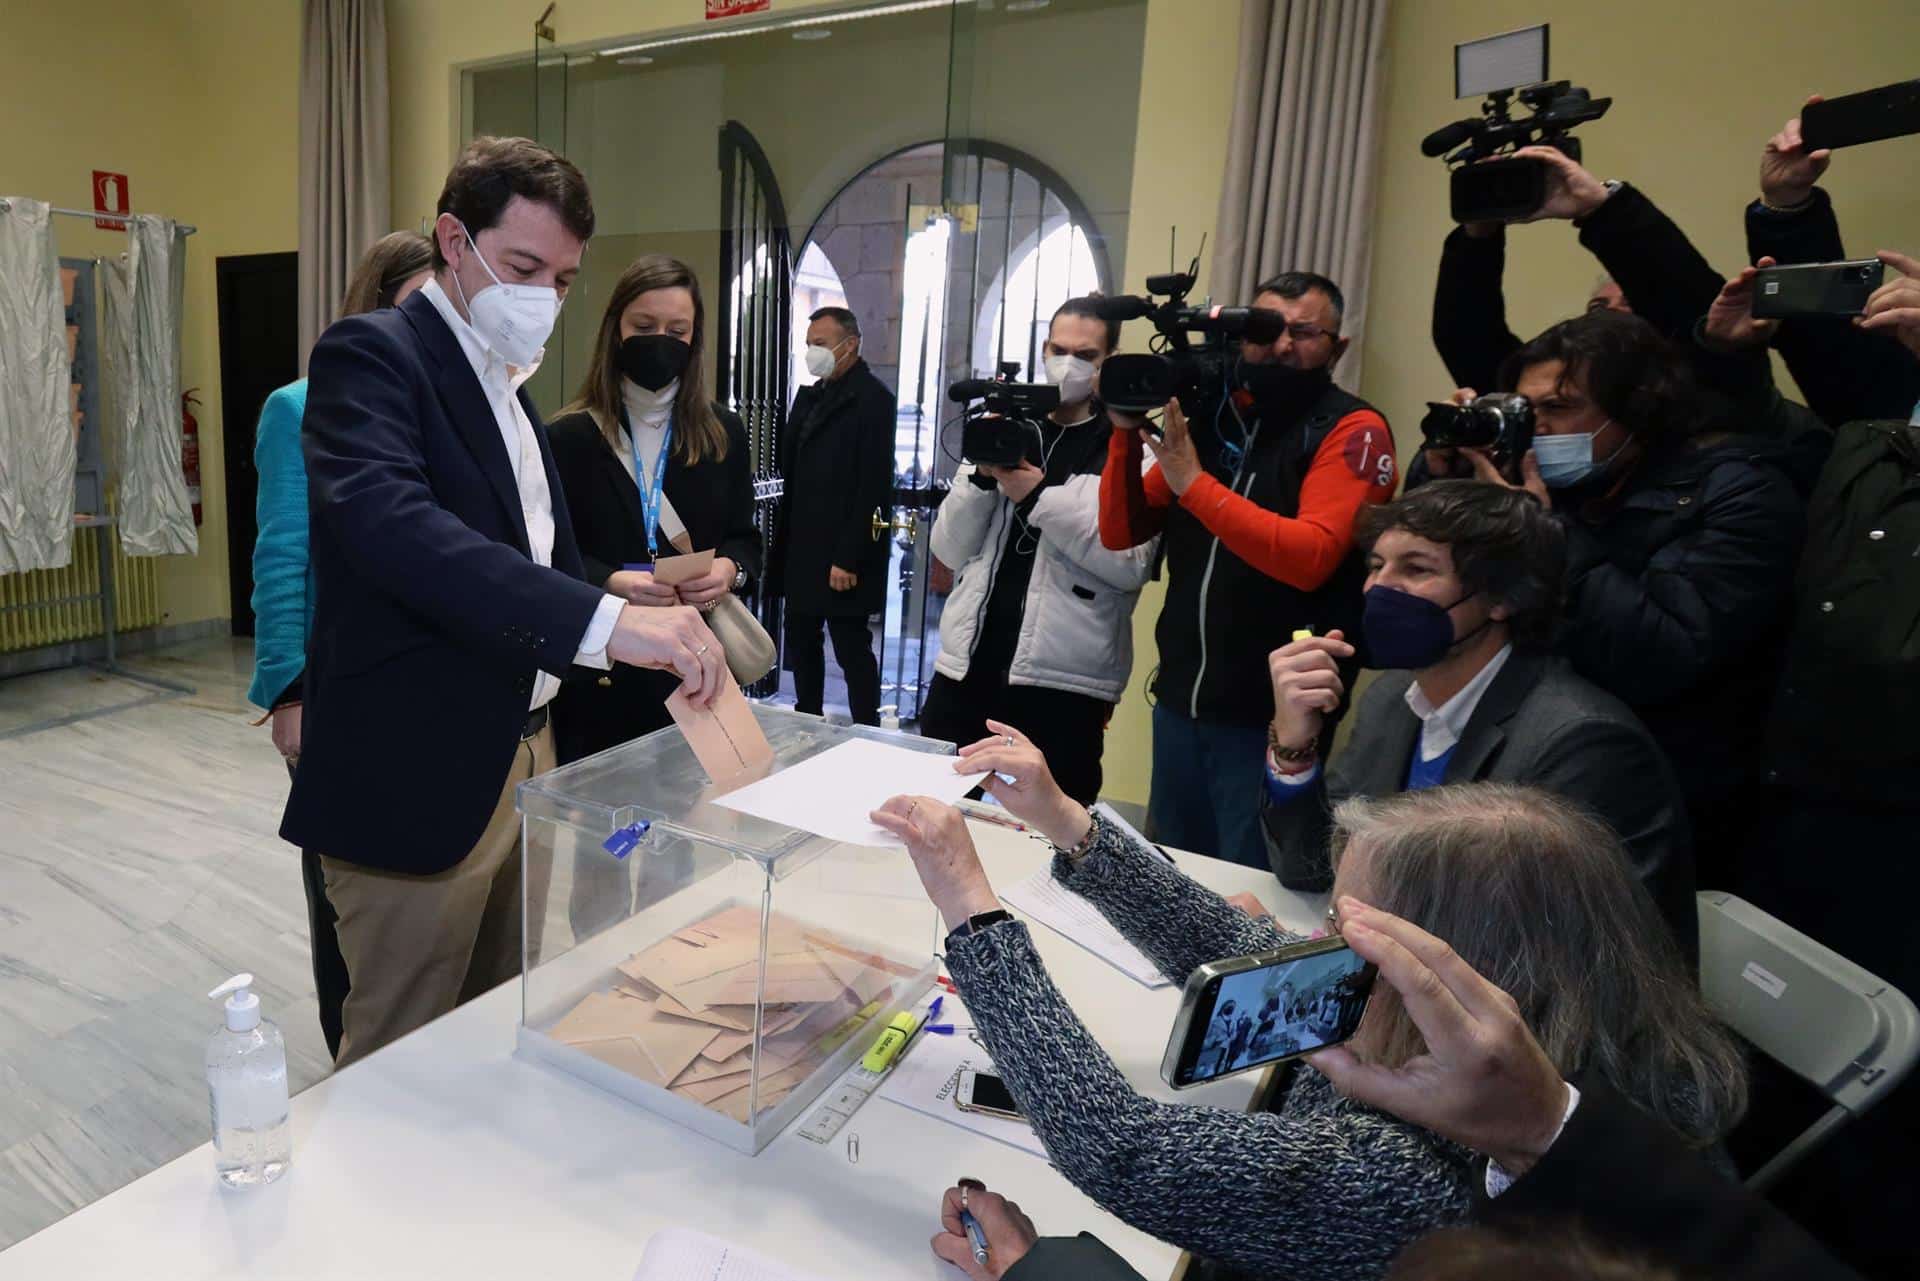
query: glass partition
[{"left": 466, "top": 0, "right": 1148, "bottom": 724}]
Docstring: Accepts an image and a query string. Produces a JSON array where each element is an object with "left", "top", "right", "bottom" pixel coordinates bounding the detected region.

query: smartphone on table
[
  {"left": 1751, "top": 259, "right": 1886, "bottom": 318},
  {"left": 954, "top": 1069, "right": 1024, "bottom": 1121},
  {"left": 1161, "top": 935, "right": 1376, "bottom": 1089}
]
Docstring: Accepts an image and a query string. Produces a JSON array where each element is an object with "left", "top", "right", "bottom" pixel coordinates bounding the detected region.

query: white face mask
[
  {"left": 804, "top": 340, "right": 844, "bottom": 380},
  {"left": 1043, "top": 352, "right": 1098, "bottom": 406},
  {"left": 451, "top": 219, "right": 560, "bottom": 367}
]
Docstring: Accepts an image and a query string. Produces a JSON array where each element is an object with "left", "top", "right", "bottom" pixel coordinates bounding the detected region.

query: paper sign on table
[
  {"left": 667, "top": 671, "right": 774, "bottom": 786},
  {"left": 873, "top": 995, "right": 1048, "bottom": 1159},
  {"left": 712, "top": 738, "right": 984, "bottom": 847},
  {"left": 999, "top": 870, "right": 1173, "bottom": 988}
]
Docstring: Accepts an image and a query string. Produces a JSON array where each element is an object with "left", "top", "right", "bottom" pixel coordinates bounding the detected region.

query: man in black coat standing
[{"left": 774, "top": 306, "right": 894, "bottom": 725}]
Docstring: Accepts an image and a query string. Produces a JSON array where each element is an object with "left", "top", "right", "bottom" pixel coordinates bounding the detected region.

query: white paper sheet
[
  {"left": 874, "top": 997, "right": 1048, "bottom": 1159},
  {"left": 712, "top": 738, "right": 984, "bottom": 848},
  {"left": 999, "top": 871, "right": 1173, "bottom": 988},
  {"left": 633, "top": 1228, "right": 825, "bottom": 1281}
]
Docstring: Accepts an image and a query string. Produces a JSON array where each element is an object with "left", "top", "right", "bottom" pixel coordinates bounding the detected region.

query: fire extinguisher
[{"left": 181, "top": 388, "right": 203, "bottom": 526}]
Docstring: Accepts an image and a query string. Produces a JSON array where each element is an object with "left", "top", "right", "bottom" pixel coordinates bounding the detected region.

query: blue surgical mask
[{"left": 1533, "top": 420, "right": 1614, "bottom": 489}]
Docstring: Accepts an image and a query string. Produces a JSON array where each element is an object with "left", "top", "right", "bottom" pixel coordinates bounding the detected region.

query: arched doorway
[{"left": 793, "top": 139, "right": 1110, "bottom": 721}]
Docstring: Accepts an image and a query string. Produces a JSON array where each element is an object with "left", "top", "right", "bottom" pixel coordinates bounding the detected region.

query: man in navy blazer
[{"left": 284, "top": 137, "right": 723, "bottom": 1066}]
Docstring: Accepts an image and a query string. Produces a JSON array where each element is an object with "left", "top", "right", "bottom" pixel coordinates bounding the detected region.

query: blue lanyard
[{"left": 629, "top": 410, "right": 674, "bottom": 559}]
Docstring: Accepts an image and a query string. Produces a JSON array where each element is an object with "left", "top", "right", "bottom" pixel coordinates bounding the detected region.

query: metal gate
[{"left": 714, "top": 120, "right": 793, "bottom": 696}]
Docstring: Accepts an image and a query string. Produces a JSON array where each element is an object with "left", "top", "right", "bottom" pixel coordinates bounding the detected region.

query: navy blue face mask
[{"left": 1362, "top": 585, "right": 1480, "bottom": 671}]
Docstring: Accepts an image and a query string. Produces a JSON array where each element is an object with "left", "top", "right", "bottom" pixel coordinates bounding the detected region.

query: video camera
[
  {"left": 949, "top": 362, "right": 1059, "bottom": 472},
  {"left": 1094, "top": 259, "right": 1288, "bottom": 423},
  {"left": 1419, "top": 392, "right": 1534, "bottom": 469},
  {"left": 1422, "top": 79, "right": 1611, "bottom": 223}
]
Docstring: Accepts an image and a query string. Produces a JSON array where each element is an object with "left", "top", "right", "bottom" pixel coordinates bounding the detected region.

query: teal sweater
[{"left": 246, "top": 379, "right": 312, "bottom": 710}]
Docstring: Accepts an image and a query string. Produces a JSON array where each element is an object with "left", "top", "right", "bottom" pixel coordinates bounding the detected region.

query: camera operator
[
  {"left": 921, "top": 298, "right": 1156, "bottom": 804},
  {"left": 1742, "top": 94, "right": 1920, "bottom": 426},
  {"left": 1100, "top": 271, "right": 1397, "bottom": 868},
  {"left": 1431, "top": 147, "right": 1725, "bottom": 396},
  {"left": 1442, "top": 309, "right": 1803, "bottom": 890}
]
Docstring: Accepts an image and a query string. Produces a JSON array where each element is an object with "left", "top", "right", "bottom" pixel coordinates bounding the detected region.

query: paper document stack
[
  {"left": 633, "top": 1227, "right": 826, "bottom": 1281},
  {"left": 548, "top": 904, "right": 919, "bottom": 1122}
]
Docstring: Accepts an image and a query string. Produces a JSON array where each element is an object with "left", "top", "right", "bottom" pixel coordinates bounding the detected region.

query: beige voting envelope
[
  {"left": 651, "top": 548, "right": 716, "bottom": 587},
  {"left": 668, "top": 672, "right": 774, "bottom": 786}
]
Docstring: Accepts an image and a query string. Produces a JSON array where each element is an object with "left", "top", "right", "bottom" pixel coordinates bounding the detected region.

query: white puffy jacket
[{"left": 931, "top": 464, "right": 1158, "bottom": 703}]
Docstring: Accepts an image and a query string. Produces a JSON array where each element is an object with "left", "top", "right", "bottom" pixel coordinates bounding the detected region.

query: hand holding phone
[
  {"left": 1750, "top": 259, "right": 1886, "bottom": 319},
  {"left": 1162, "top": 935, "right": 1376, "bottom": 1089}
]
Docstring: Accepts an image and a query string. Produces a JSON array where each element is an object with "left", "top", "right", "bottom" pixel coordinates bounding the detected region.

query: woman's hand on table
[
  {"left": 954, "top": 720, "right": 1093, "bottom": 851},
  {"left": 931, "top": 1180, "right": 1038, "bottom": 1280},
  {"left": 870, "top": 796, "right": 1001, "bottom": 931}
]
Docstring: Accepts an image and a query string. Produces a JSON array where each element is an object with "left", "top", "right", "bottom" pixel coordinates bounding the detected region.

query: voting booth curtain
[
  {"left": 101, "top": 215, "right": 196, "bottom": 558},
  {"left": 0, "top": 197, "right": 77, "bottom": 574},
  {"left": 1212, "top": 0, "right": 1390, "bottom": 391}
]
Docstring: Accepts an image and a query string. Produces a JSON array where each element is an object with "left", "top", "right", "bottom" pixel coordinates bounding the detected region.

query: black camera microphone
[
  {"left": 947, "top": 378, "right": 1001, "bottom": 403},
  {"left": 1421, "top": 119, "right": 1479, "bottom": 157},
  {"left": 1094, "top": 294, "right": 1158, "bottom": 322}
]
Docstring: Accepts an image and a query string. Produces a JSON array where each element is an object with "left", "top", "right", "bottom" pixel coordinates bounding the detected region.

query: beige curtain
[
  {"left": 1212, "top": 0, "right": 1390, "bottom": 390},
  {"left": 299, "top": 0, "right": 391, "bottom": 372}
]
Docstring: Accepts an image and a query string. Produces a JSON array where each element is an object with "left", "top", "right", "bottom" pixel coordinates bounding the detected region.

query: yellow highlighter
[
  {"left": 862, "top": 1010, "right": 923, "bottom": 1073},
  {"left": 1292, "top": 628, "right": 1315, "bottom": 642}
]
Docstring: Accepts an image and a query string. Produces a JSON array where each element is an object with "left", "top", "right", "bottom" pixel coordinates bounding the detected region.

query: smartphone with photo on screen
[{"left": 1161, "top": 935, "right": 1376, "bottom": 1089}]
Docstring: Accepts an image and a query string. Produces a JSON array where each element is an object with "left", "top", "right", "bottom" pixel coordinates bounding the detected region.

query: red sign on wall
[
  {"left": 707, "top": 0, "right": 770, "bottom": 17},
  {"left": 92, "top": 170, "right": 129, "bottom": 230}
]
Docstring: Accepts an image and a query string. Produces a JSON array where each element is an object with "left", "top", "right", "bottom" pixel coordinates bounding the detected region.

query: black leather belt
[{"left": 521, "top": 704, "right": 549, "bottom": 741}]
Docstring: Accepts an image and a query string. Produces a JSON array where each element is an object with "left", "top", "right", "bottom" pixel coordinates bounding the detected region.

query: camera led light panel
[{"left": 1455, "top": 24, "right": 1548, "bottom": 99}]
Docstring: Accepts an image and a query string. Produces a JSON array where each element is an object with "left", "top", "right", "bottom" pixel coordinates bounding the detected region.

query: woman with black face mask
[{"left": 548, "top": 254, "right": 761, "bottom": 765}]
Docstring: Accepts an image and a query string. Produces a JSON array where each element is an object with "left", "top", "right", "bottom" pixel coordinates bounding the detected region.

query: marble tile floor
[{"left": 0, "top": 639, "right": 330, "bottom": 1250}]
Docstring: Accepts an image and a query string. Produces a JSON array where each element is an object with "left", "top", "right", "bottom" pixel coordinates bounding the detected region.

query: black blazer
[
  {"left": 1480, "top": 1075, "right": 1865, "bottom": 1281},
  {"left": 547, "top": 405, "right": 761, "bottom": 762},
  {"left": 1265, "top": 650, "right": 1698, "bottom": 957},
  {"left": 283, "top": 290, "right": 605, "bottom": 875},
  {"left": 771, "top": 359, "right": 895, "bottom": 617}
]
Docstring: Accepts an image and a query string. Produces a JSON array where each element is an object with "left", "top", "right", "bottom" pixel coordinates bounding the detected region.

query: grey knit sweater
[{"left": 944, "top": 815, "right": 1476, "bottom": 1279}]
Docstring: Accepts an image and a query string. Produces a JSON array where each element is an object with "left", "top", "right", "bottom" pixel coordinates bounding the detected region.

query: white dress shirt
[
  {"left": 1402, "top": 641, "right": 1514, "bottom": 762},
  {"left": 419, "top": 279, "right": 624, "bottom": 710},
  {"left": 1485, "top": 1081, "right": 1582, "bottom": 1197}
]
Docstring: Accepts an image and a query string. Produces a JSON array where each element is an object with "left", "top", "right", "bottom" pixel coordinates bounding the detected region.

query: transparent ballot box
[{"left": 515, "top": 706, "right": 945, "bottom": 1154}]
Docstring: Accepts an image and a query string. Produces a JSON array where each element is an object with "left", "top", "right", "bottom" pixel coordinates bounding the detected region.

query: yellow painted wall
[{"left": 0, "top": 0, "right": 300, "bottom": 631}]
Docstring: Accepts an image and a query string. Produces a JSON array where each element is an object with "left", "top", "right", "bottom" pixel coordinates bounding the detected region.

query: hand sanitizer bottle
[{"left": 205, "top": 973, "right": 291, "bottom": 1187}]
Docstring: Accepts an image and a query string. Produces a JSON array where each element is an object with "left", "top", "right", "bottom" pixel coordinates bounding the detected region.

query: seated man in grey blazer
[{"left": 1263, "top": 480, "right": 1696, "bottom": 956}]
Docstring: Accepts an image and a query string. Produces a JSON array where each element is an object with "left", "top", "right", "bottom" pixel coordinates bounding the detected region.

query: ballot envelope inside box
[{"left": 514, "top": 705, "right": 948, "bottom": 1154}]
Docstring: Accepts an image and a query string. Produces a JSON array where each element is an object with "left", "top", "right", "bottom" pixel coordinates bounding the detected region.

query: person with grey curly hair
[{"left": 874, "top": 739, "right": 1746, "bottom": 1281}]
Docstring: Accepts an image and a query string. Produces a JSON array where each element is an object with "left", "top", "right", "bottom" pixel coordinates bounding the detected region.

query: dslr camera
[
  {"left": 1095, "top": 259, "right": 1287, "bottom": 426},
  {"left": 1419, "top": 393, "right": 1534, "bottom": 468},
  {"left": 949, "top": 362, "right": 1059, "bottom": 472},
  {"left": 1422, "top": 79, "right": 1612, "bottom": 223}
]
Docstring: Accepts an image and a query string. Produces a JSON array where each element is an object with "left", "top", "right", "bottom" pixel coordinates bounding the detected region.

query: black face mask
[
  {"left": 1236, "top": 359, "right": 1331, "bottom": 422},
  {"left": 618, "top": 334, "right": 692, "bottom": 392}
]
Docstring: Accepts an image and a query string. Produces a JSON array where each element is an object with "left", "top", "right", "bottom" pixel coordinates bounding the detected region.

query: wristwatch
[{"left": 944, "top": 909, "right": 1013, "bottom": 949}]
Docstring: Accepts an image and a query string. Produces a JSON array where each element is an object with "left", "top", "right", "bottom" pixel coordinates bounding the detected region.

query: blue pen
[
  {"left": 959, "top": 1208, "right": 990, "bottom": 1266},
  {"left": 928, "top": 994, "right": 945, "bottom": 1022}
]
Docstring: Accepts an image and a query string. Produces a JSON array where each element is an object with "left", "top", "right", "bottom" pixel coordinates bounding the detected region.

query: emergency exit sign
[{"left": 92, "top": 170, "right": 129, "bottom": 230}]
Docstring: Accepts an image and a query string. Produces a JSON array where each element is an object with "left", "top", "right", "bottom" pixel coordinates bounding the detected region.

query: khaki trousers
[{"left": 323, "top": 723, "right": 555, "bottom": 1068}]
